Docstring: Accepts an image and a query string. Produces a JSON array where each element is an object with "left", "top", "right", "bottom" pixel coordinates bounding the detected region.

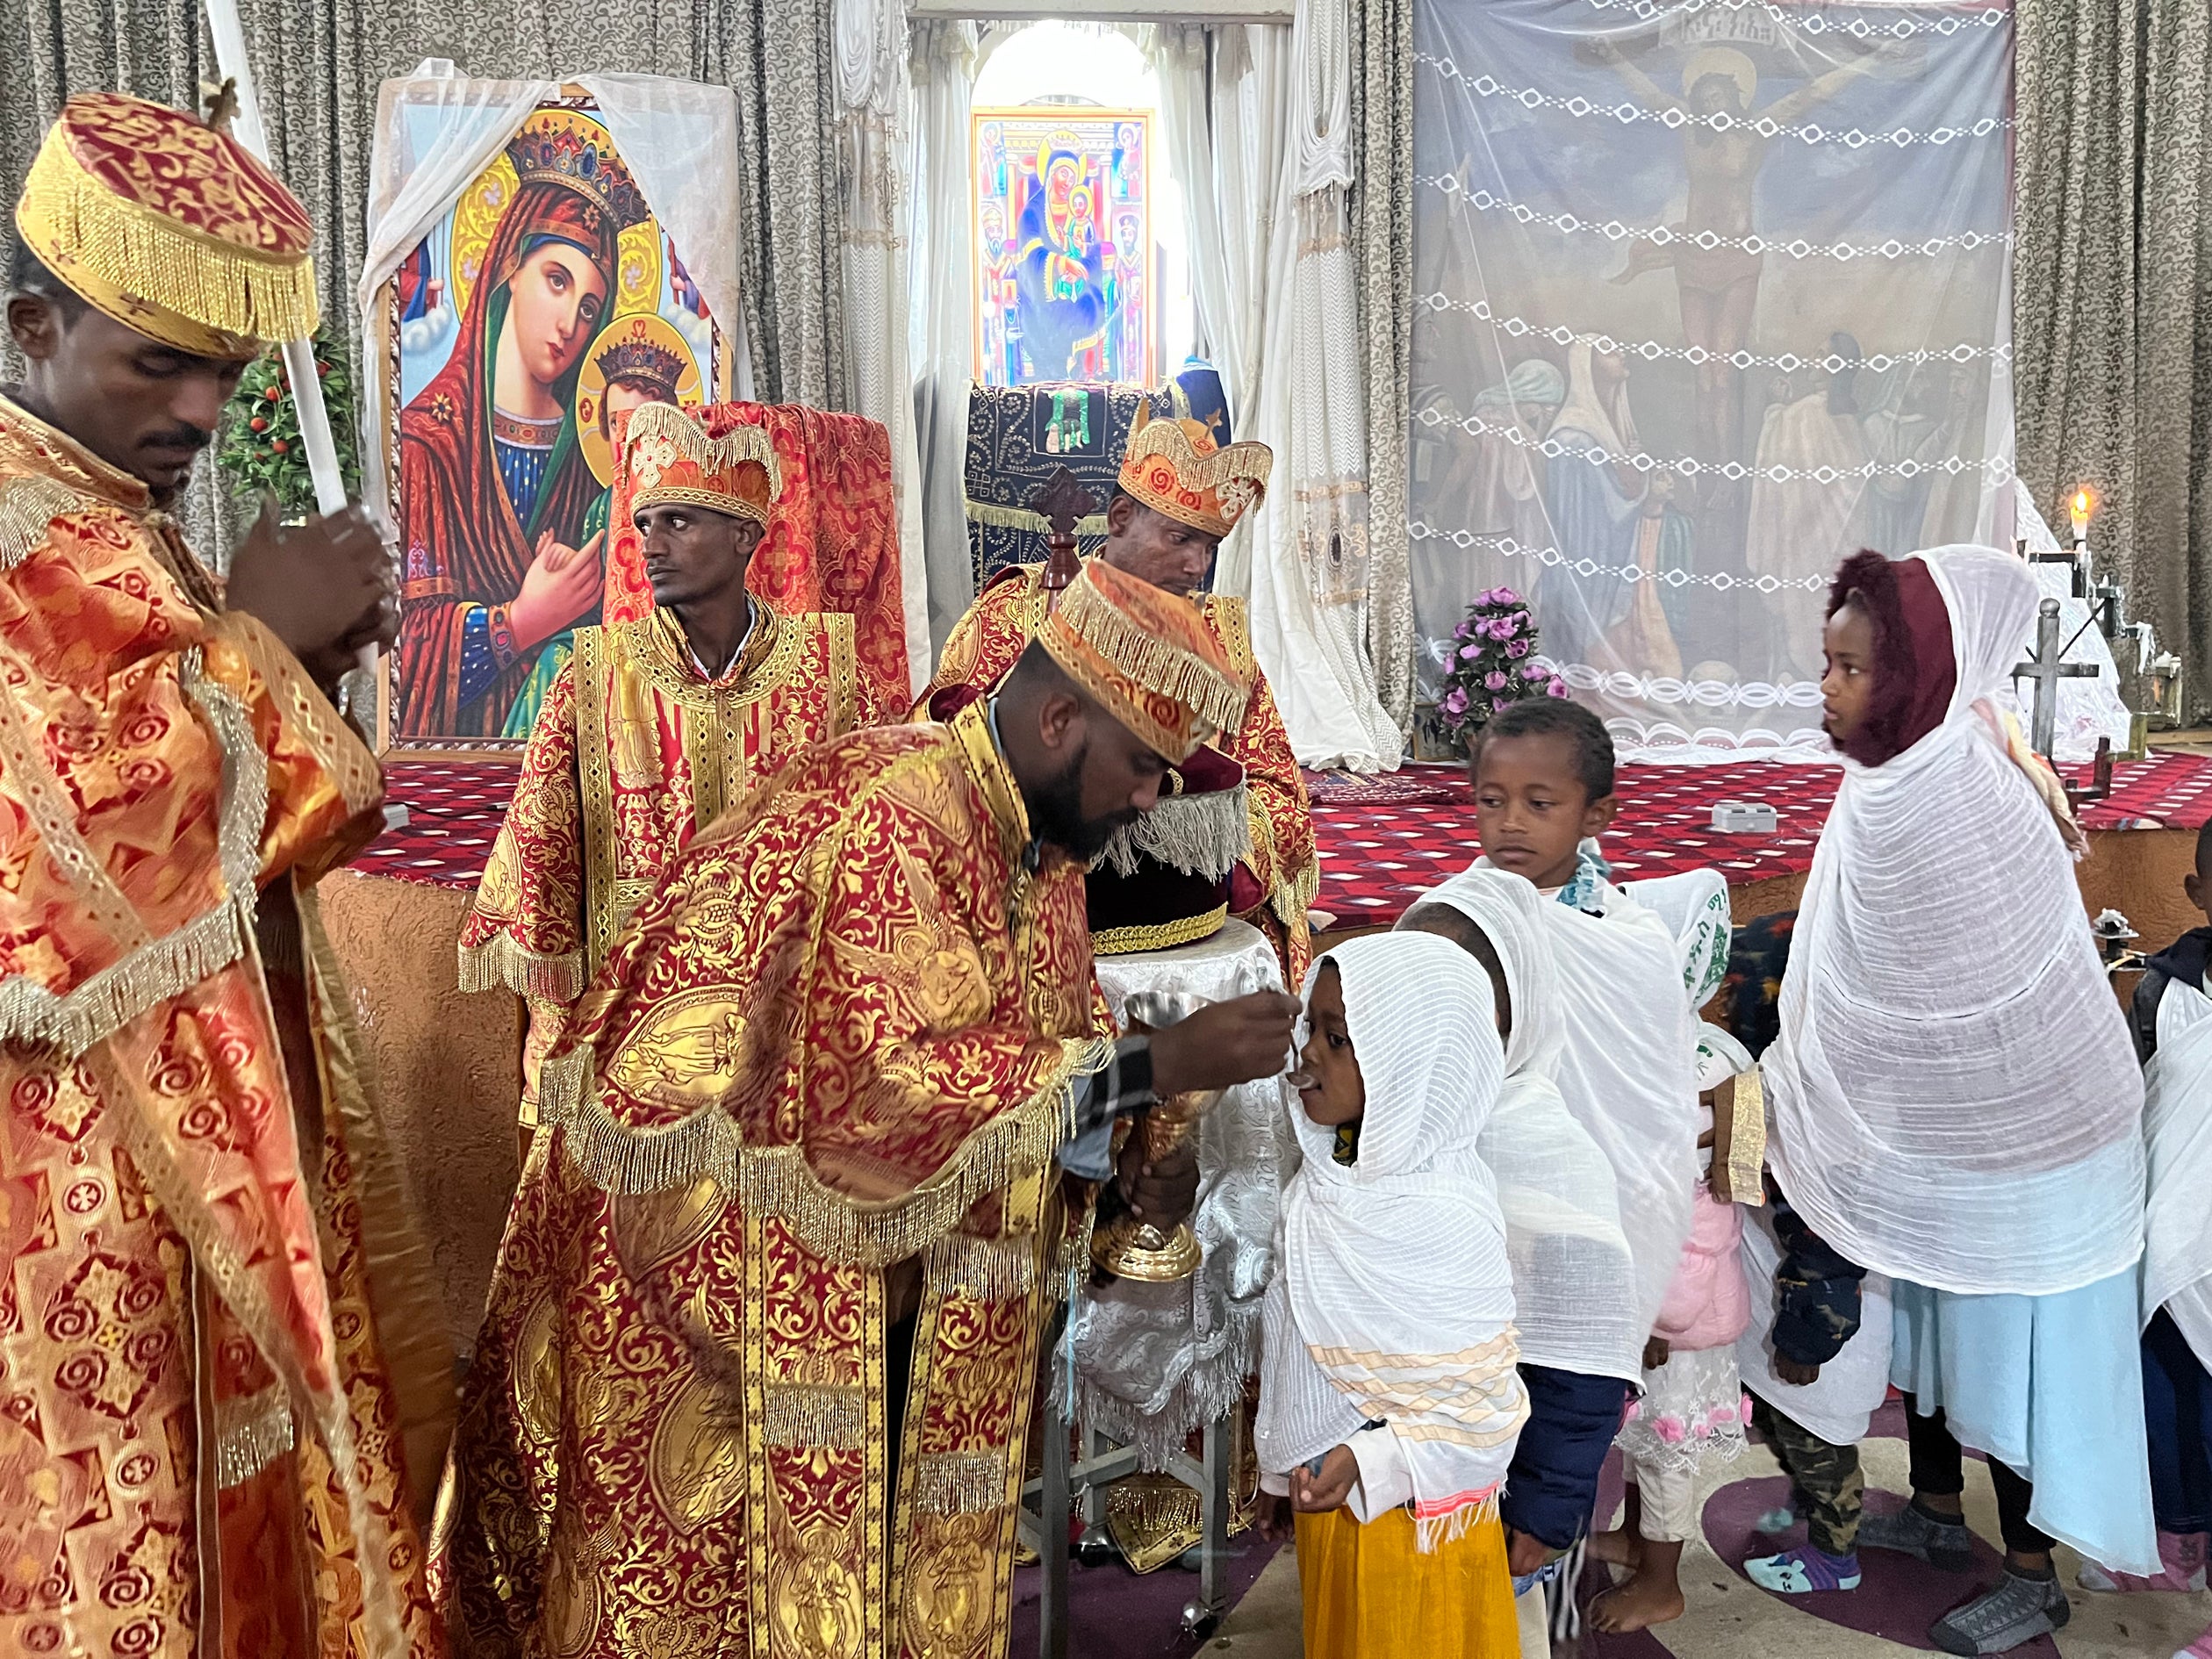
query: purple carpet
[{"left": 1005, "top": 1532, "right": 1282, "bottom": 1659}]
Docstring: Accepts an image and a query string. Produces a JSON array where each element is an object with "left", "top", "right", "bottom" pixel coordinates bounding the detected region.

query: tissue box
[{"left": 1712, "top": 801, "right": 1778, "bottom": 834}]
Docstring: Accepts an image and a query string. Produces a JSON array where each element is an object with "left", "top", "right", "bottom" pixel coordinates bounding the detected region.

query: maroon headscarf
[{"left": 1825, "top": 549, "right": 1956, "bottom": 767}]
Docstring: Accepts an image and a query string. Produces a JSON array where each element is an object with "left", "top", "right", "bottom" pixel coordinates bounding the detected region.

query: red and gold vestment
[
  {"left": 457, "top": 604, "right": 860, "bottom": 1116},
  {"left": 437, "top": 703, "right": 1111, "bottom": 1658},
  {"left": 921, "top": 561, "right": 1318, "bottom": 982},
  {"left": 0, "top": 392, "right": 449, "bottom": 1658}
]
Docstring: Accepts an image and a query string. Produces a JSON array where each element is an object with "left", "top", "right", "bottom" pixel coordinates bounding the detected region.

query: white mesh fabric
[
  {"left": 1765, "top": 545, "right": 2145, "bottom": 1296},
  {"left": 1407, "top": 866, "right": 1643, "bottom": 1382}
]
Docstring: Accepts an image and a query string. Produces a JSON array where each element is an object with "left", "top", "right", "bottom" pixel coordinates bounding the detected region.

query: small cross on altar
[
  {"left": 1031, "top": 467, "right": 1095, "bottom": 598},
  {"left": 2012, "top": 597, "right": 2097, "bottom": 759}
]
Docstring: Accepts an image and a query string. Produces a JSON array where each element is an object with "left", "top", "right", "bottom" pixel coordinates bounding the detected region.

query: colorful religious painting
[
  {"left": 384, "top": 98, "right": 723, "bottom": 749},
  {"left": 973, "top": 109, "right": 1152, "bottom": 387}
]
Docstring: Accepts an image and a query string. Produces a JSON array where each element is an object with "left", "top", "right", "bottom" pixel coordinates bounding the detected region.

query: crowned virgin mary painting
[{"left": 394, "top": 107, "right": 657, "bottom": 740}]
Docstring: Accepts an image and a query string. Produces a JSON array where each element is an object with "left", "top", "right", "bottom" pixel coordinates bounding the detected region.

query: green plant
[
  {"left": 1439, "top": 585, "right": 1567, "bottom": 745},
  {"left": 217, "top": 329, "right": 360, "bottom": 518}
]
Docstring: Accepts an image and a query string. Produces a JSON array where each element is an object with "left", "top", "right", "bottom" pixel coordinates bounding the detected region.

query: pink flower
[
  {"left": 1454, "top": 620, "right": 1474, "bottom": 639},
  {"left": 1459, "top": 643, "right": 1483, "bottom": 661},
  {"left": 1521, "top": 662, "right": 1548, "bottom": 679},
  {"left": 1442, "top": 688, "right": 1469, "bottom": 716},
  {"left": 1654, "top": 1417, "right": 1688, "bottom": 1445},
  {"left": 1505, "top": 638, "right": 1531, "bottom": 659},
  {"left": 1494, "top": 612, "right": 1521, "bottom": 636},
  {"left": 1484, "top": 671, "right": 1510, "bottom": 691},
  {"left": 1548, "top": 679, "right": 1571, "bottom": 698}
]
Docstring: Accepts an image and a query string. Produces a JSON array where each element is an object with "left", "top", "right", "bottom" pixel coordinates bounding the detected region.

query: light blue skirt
[{"left": 1892, "top": 1266, "right": 2158, "bottom": 1573}]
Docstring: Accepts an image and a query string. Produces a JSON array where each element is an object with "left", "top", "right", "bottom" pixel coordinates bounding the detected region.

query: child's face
[
  {"left": 1472, "top": 733, "right": 1618, "bottom": 891},
  {"left": 1820, "top": 600, "right": 1878, "bottom": 746},
  {"left": 1296, "top": 963, "right": 1366, "bottom": 1128}
]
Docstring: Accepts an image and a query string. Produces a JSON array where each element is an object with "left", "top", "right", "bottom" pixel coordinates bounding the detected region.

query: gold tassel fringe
[
  {"left": 545, "top": 1036, "right": 1115, "bottom": 1268},
  {"left": 909, "top": 1449, "right": 1008, "bottom": 1517},
  {"left": 1272, "top": 856, "right": 1322, "bottom": 927},
  {"left": 763, "top": 1383, "right": 865, "bottom": 1449},
  {"left": 456, "top": 934, "right": 585, "bottom": 1002},
  {"left": 1048, "top": 577, "right": 1250, "bottom": 737},
  {"left": 926, "top": 1231, "right": 1038, "bottom": 1302},
  {"left": 0, "top": 476, "right": 83, "bottom": 570},
  {"left": 962, "top": 496, "right": 1110, "bottom": 537},
  {"left": 214, "top": 1382, "right": 296, "bottom": 1489},
  {"left": 18, "top": 127, "right": 319, "bottom": 348},
  {"left": 625, "top": 401, "right": 782, "bottom": 511}
]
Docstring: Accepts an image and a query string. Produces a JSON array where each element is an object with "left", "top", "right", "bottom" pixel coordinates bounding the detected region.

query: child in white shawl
[{"left": 1256, "top": 932, "right": 1530, "bottom": 1656}]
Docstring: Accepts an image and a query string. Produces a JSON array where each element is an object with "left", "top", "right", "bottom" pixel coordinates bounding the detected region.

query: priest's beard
[{"left": 1024, "top": 743, "right": 1137, "bottom": 863}]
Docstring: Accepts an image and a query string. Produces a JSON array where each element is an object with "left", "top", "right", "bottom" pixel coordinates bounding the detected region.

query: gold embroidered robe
[
  {"left": 921, "top": 561, "right": 1318, "bottom": 982},
  {"left": 0, "top": 395, "right": 449, "bottom": 1658},
  {"left": 457, "top": 605, "right": 860, "bottom": 1118},
  {"left": 436, "top": 704, "right": 1111, "bottom": 1659}
]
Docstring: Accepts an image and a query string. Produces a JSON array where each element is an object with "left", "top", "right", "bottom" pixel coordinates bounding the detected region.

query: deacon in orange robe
[
  {"left": 920, "top": 406, "right": 1318, "bottom": 983},
  {"left": 457, "top": 404, "right": 863, "bottom": 1125},
  {"left": 3, "top": 95, "right": 448, "bottom": 1657},
  {"left": 436, "top": 562, "right": 1301, "bottom": 1659}
]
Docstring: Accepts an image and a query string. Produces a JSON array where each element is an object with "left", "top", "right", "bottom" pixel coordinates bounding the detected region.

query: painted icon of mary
[
  {"left": 396, "top": 109, "right": 650, "bottom": 739},
  {"left": 1015, "top": 133, "right": 1109, "bottom": 381}
]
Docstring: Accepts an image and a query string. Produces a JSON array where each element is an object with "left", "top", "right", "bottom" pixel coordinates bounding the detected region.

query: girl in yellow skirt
[{"left": 1257, "top": 932, "right": 1532, "bottom": 1656}]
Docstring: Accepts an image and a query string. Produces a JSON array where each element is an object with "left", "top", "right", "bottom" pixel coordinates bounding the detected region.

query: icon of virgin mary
[{"left": 395, "top": 109, "right": 650, "bottom": 739}]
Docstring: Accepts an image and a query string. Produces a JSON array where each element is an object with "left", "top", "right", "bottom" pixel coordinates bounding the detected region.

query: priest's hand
[
  {"left": 1116, "top": 1123, "right": 1198, "bottom": 1229},
  {"left": 1147, "top": 991, "right": 1301, "bottom": 1096},
  {"left": 226, "top": 499, "right": 397, "bottom": 688}
]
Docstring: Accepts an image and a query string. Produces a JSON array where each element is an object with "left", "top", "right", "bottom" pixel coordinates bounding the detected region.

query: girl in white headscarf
[
  {"left": 1769, "top": 545, "right": 2155, "bottom": 1653},
  {"left": 1256, "top": 932, "right": 1528, "bottom": 1656}
]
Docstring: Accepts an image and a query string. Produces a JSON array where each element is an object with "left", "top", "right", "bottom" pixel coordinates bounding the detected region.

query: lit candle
[{"left": 2070, "top": 487, "right": 2094, "bottom": 546}]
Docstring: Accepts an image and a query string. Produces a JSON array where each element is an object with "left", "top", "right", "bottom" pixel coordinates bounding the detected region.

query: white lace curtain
[{"left": 1409, "top": 0, "right": 2015, "bottom": 761}]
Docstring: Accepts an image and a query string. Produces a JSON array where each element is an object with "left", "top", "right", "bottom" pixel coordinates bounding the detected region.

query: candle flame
[{"left": 2072, "top": 488, "right": 2095, "bottom": 518}]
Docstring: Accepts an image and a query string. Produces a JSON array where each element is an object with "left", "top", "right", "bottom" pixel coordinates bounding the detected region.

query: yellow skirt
[{"left": 1297, "top": 1504, "right": 1519, "bottom": 1657}]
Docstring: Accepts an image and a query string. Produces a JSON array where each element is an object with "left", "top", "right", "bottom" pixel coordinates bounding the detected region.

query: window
[{"left": 970, "top": 23, "right": 1195, "bottom": 387}]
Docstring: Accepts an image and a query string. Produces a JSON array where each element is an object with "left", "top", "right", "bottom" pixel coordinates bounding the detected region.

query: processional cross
[
  {"left": 2011, "top": 597, "right": 2097, "bottom": 760},
  {"left": 1031, "top": 466, "right": 1095, "bottom": 607}
]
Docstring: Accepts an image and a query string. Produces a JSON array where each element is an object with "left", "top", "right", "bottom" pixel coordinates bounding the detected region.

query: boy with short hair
[{"left": 1464, "top": 699, "right": 1719, "bottom": 1632}]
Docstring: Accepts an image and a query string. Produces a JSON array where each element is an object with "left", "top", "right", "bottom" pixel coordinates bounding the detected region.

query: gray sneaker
[
  {"left": 1929, "top": 1570, "right": 2071, "bottom": 1655},
  {"left": 1861, "top": 1500, "right": 1974, "bottom": 1574}
]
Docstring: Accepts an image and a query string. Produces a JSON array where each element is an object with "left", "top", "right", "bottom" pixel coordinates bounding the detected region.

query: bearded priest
[
  {"left": 457, "top": 402, "right": 862, "bottom": 1134},
  {"left": 2, "top": 94, "right": 448, "bottom": 1656},
  {"left": 436, "top": 559, "right": 1300, "bottom": 1659},
  {"left": 920, "top": 406, "right": 1318, "bottom": 984}
]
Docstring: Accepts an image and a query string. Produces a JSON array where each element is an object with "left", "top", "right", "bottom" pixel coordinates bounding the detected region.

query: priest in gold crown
[
  {"left": 437, "top": 559, "right": 1301, "bottom": 1659},
  {"left": 920, "top": 406, "right": 1318, "bottom": 984},
  {"left": 458, "top": 403, "right": 862, "bottom": 1133},
  {"left": 3, "top": 94, "right": 447, "bottom": 1655}
]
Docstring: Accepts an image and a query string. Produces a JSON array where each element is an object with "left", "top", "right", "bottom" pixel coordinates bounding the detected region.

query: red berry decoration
[
  {"left": 248, "top": 417, "right": 267, "bottom": 433},
  {"left": 270, "top": 438, "right": 289, "bottom": 454},
  {"left": 264, "top": 384, "right": 283, "bottom": 402}
]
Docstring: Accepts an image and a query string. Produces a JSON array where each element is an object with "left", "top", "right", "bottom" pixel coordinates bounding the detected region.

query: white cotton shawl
[
  {"left": 1765, "top": 544, "right": 2144, "bottom": 1297},
  {"left": 1407, "top": 867, "right": 1645, "bottom": 1382},
  {"left": 2143, "top": 980, "right": 2212, "bottom": 1368},
  {"left": 1474, "top": 858, "right": 1706, "bottom": 1339},
  {"left": 1275, "top": 933, "right": 1530, "bottom": 1547}
]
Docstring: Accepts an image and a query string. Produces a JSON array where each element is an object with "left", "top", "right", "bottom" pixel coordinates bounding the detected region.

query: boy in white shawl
[
  {"left": 1256, "top": 933, "right": 1531, "bottom": 1655},
  {"left": 1770, "top": 546, "right": 2156, "bottom": 1655}
]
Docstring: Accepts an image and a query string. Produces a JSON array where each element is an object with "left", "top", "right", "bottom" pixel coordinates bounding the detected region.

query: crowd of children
[{"left": 1254, "top": 543, "right": 2212, "bottom": 1659}]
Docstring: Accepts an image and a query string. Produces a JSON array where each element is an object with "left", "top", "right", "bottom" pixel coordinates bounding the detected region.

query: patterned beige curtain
[
  {"left": 1348, "top": 0, "right": 1415, "bottom": 736},
  {"left": 3, "top": 0, "right": 847, "bottom": 418},
  {"left": 2014, "top": 0, "right": 2212, "bottom": 715}
]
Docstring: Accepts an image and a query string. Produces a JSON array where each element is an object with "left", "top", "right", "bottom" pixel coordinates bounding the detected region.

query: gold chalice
[{"left": 1091, "top": 990, "right": 1224, "bottom": 1283}]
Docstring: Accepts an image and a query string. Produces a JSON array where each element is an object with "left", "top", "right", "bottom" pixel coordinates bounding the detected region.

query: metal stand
[{"left": 1018, "top": 1408, "right": 1236, "bottom": 1656}]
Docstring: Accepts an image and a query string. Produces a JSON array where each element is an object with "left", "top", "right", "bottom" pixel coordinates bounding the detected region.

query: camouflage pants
[{"left": 1751, "top": 1395, "right": 1864, "bottom": 1556}]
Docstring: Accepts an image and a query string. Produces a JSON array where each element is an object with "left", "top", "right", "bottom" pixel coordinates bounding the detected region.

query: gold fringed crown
[
  {"left": 620, "top": 402, "right": 782, "bottom": 528},
  {"left": 1038, "top": 560, "right": 1249, "bottom": 762},
  {"left": 1117, "top": 400, "right": 1274, "bottom": 542},
  {"left": 13, "top": 93, "right": 319, "bottom": 357}
]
